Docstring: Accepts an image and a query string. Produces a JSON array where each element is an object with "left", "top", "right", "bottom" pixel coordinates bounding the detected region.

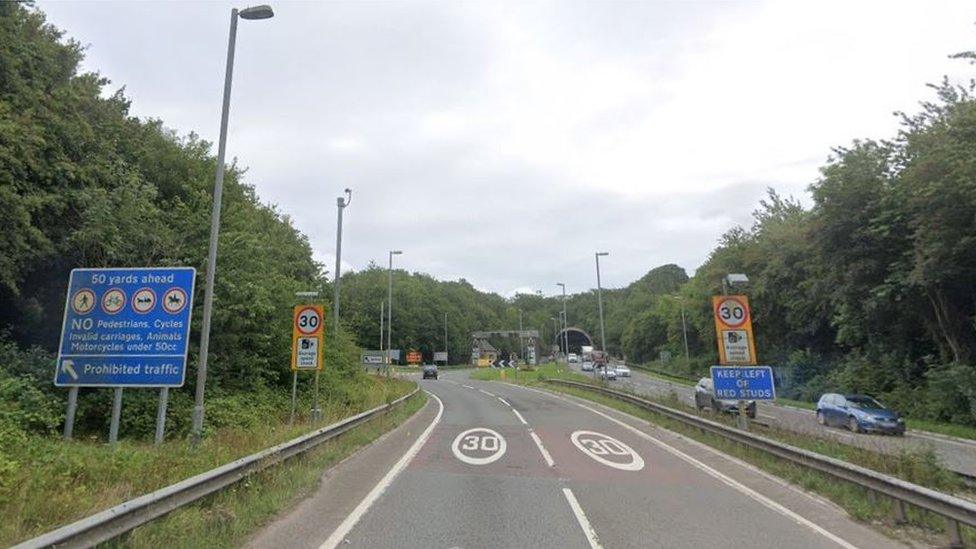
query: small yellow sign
[
  {"left": 712, "top": 295, "right": 757, "bottom": 365},
  {"left": 291, "top": 305, "right": 324, "bottom": 371}
]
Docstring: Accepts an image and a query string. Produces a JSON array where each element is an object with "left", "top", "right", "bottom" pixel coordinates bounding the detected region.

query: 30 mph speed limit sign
[
  {"left": 292, "top": 305, "right": 324, "bottom": 371},
  {"left": 712, "top": 295, "right": 757, "bottom": 365}
]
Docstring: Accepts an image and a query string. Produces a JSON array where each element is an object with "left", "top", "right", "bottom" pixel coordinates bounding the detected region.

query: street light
[
  {"left": 333, "top": 188, "right": 352, "bottom": 335},
  {"left": 556, "top": 283, "right": 568, "bottom": 360},
  {"left": 387, "top": 250, "right": 402, "bottom": 373},
  {"left": 594, "top": 252, "right": 609, "bottom": 354},
  {"left": 674, "top": 295, "right": 690, "bottom": 364},
  {"left": 192, "top": 4, "right": 274, "bottom": 441},
  {"left": 550, "top": 317, "right": 559, "bottom": 357}
]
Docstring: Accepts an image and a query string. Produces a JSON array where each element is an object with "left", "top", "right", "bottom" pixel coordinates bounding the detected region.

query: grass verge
[
  {"left": 1, "top": 376, "right": 415, "bottom": 547},
  {"left": 113, "top": 391, "right": 427, "bottom": 548},
  {"left": 539, "top": 380, "right": 974, "bottom": 546}
]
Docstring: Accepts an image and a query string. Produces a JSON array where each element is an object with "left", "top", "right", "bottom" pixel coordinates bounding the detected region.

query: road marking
[
  {"left": 529, "top": 430, "right": 555, "bottom": 467},
  {"left": 478, "top": 388, "right": 496, "bottom": 397},
  {"left": 571, "top": 430, "right": 644, "bottom": 471},
  {"left": 538, "top": 389, "right": 858, "bottom": 549},
  {"left": 562, "top": 487, "right": 602, "bottom": 549},
  {"left": 451, "top": 427, "right": 507, "bottom": 465},
  {"left": 498, "top": 397, "right": 511, "bottom": 407},
  {"left": 320, "top": 392, "right": 444, "bottom": 549},
  {"left": 512, "top": 408, "right": 528, "bottom": 425},
  {"left": 462, "top": 384, "right": 474, "bottom": 389}
]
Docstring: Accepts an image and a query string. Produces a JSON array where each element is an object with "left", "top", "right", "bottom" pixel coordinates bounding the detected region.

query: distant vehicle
[
  {"left": 816, "top": 393, "right": 904, "bottom": 435},
  {"left": 581, "top": 361, "right": 594, "bottom": 371},
  {"left": 568, "top": 353, "right": 579, "bottom": 363},
  {"left": 614, "top": 364, "right": 631, "bottom": 377},
  {"left": 598, "top": 365, "right": 617, "bottom": 381},
  {"left": 422, "top": 364, "right": 438, "bottom": 380},
  {"left": 694, "top": 377, "right": 756, "bottom": 419}
]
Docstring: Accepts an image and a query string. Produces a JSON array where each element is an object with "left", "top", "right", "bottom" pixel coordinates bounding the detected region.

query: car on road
[
  {"left": 581, "top": 361, "right": 594, "bottom": 371},
  {"left": 568, "top": 353, "right": 579, "bottom": 363},
  {"left": 614, "top": 363, "right": 631, "bottom": 377},
  {"left": 422, "top": 364, "right": 438, "bottom": 380},
  {"left": 694, "top": 377, "right": 756, "bottom": 419},
  {"left": 816, "top": 393, "right": 904, "bottom": 435},
  {"left": 597, "top": 365, "right": 617, "bottom": 381}
]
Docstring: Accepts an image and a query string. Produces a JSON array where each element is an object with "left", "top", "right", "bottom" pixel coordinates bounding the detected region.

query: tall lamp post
[
  {"left": 550, "top": 317, "right": 559, "bottom": 360},
  {"left": 332, "top": 189, "right": 352, "bottom": 335},
  {"left": 556, "top": 283, "right": 568, "bottom": 360},
  {"left": 674, "top": 295, "right": 690, "bottom": 365},
  {"left": 594, "top": 252, "right": 609, "bottom": 353},
  {"left": 386, "top": 250, "right": 402, "bottom": 374},
  {"left": 192, "top": 4, "right": 274, "bottom": 441}
]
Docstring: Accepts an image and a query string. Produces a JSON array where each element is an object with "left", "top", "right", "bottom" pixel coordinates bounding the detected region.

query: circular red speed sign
[
  {"left": 714, "top": 297, "right": 749, "bottom": 328},
  {"left": 294, "top": 306, "right": 322, "bottom": 335}
]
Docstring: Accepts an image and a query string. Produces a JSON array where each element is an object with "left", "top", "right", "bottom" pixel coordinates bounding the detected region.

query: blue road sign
[
  {"left": 710, "top": 366, "right": 776, "bottom": 400},
  {"left": 55, "top": 267, "right": 196, "bottom": 387}
]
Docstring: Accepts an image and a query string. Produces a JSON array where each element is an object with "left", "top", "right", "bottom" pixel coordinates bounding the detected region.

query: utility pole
[
  {"left": 192, "top": 4, "right": 274, "bottom": 442},
  {"left": 379, "top": 300, "right": 384, "bottom": 350},
  {"left": 387, "top": 250, "right": 402, "bottom": 375},
  {"left": 332, "top": 189, "right": 351, "bottom": 335}
]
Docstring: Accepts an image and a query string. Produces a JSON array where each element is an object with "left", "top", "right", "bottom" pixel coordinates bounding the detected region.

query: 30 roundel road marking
[
  {"left": 451, "top": 428, "right": 507, "bottom": 465},
  {"left": 571, "top": 430, "right": 645, "bottom": 471}
]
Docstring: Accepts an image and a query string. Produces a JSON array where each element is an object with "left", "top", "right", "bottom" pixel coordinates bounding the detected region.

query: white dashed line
[
  {"left": 562, "top": 488, "right": 602, "bottom": 548},
  {"left": 498, "top": 397, "right": 511, "bottom": 407},
  {"left": 512, "top": 409, "right": 528, "bottom": 425},
  {"left": 320, "top": 392, "right": 444, "bottom": 549},
  {"left": 529, "top": 430, "right": 555, "bottom": 467},
  {"left": 462, "top": 385, "right": 474, "bottom": 389},
  {"left": 478, "top": 389, "right": 496, "bottom": 397}
]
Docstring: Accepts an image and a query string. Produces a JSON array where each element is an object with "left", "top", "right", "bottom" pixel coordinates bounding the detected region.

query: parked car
[
  {"left": 598, "top": 365, "right": 617, "bottom": 381},
  {"left": 581, "top": 361, "right": 594, "bottom": 372},
  {"left": 614, "top": 364, "right": 631, "bottom": 377},
  {"left": 694, "top": 377, "right": 756, "bottom": 418},
  {"left": 568, "top": 353, "right": 579, "bottom": 363},
  {"left": 422, "top": 364, "right": 438, "bottom": 380},
  {"left": 816, "top": 393, "right": 904, "bottom": 435}
]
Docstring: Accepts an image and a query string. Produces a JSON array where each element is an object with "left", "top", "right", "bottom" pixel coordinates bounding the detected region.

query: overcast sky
[{"left": 40, "top": 0, "right": 975, "bottom": 297}]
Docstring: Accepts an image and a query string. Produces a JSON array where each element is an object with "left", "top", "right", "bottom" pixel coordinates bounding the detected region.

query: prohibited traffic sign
[
  {"left": 132, "top": 288, "right": 156, "bottom": 314},
  {"left": 101, "top": 288, "right": 126, "bottom": 315}
]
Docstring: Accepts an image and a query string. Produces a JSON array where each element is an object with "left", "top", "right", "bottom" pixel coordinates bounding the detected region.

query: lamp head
[{"left": 239, "top": 5, "right": 274, "bottom": 20}]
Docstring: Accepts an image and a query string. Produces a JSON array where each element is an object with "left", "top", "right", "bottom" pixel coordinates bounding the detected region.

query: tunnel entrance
[{"left": 555, "top": 327, "right": 593, "bottom": 355}]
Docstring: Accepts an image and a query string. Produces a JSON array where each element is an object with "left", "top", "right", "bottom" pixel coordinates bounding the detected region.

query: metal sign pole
[
  {"left": 63, "top": 386, "right": 78, "bottom": 440},
  {"left": 109, "top": 387, "right": 123, "bottom": 445},
  {"left": 289, "top": 370, "right": 298, "bottom": 424},
  {"left": 155, "top": 387, "right": 169, "bottom": 444},
  {"left": 313, "top": 371, "right": 321, "bottom": 422}
]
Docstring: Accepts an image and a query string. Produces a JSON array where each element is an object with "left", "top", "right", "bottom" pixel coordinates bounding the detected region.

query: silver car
[
  {"left": 598, "top": 365, "right": 617, "bottom": 380},
  {"left": 614, "top": 364, "right": 631, "bottom": 377},
  {"left": 581, "top": 361, "right": 594, "bottom": 371}
]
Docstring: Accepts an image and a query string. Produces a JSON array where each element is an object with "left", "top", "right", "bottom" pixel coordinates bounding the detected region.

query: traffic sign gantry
[
  {"left": 292, "top": 305, "right": 324, "bottom": 371},
  {"left": 712, "top": 295, "right": 758, "bottom": 365},
  {"left": 56, "top": 267, "right": 196, "bottom": 387}
]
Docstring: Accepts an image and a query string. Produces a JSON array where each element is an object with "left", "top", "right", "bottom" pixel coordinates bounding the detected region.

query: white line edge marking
[
  {"left": 529, "top": 430, "right": 555, "bottom": 467},
  {"left": 562, "top": 487, "right": 602, "bottom": 549},
  {"left": 519, "top": 386, "right": 858, "bottom": 549},
  {"left": 319, "top": 392, "right": 444, "bottom": 549},
  {"left": 512, "top": 408, "right": 528, "bottom": 425},
  {"left": 498, "top": 397, "right": 510, "bottom": 407},
  {"left": 479, "top": 388, "right": 496, "bottom": 397}
]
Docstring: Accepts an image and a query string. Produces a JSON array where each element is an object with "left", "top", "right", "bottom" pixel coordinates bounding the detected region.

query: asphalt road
[
  {"left": 589, "top": 364, "right": 976, "bottom": 477},
  {"left": 251, "top": 370, "right": 903, "bottom": 548}
]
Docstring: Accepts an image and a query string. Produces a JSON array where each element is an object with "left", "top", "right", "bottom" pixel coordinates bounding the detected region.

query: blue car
[{"left": 816, "top": 393, "right": 905, "bottom": 436}]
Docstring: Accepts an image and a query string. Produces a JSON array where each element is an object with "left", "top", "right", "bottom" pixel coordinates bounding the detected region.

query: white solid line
[
  {"left": 479, "top": 388, "right": 496, "bottom": 397},
  {"left": 512, "top": 408, "right": 528, "bottom": 425},
  {"left": 529, "top": 430, "right": 555, "bottom": 467},
  {"left": 319, "top": 392, "right": 444, "bottom": 549},
  {"left": 498, "top": 397, "right": 511, "bottom": 407},
  {"left": 462, "top": 384, "right": 474, "bottom": 389},
  {"left": 562, "top": 488, "right": 602, "bottom": 549},
  {"left": 534, "top": 389, "right": 858, "bottom": 549}
]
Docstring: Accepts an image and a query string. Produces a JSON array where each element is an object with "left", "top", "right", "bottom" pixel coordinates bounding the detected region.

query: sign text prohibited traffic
[
  {"left": 292, "top": 305, "right": 324, "bottom": 371},
  {"left": 712, "top": 295, "right": 758, "bottom": 365}
]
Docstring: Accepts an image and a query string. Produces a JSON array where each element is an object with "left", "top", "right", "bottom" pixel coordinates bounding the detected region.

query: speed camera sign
[
  {"left": 712, "top": 295, "right": 757, "bottom": 365},
  {"left": 292, "top": 305, "right": 324, "bottom": 371}
]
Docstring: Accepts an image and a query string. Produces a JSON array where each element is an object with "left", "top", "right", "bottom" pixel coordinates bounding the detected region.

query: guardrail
[
  {"left": 15, "top": 387, "right": 420, "bottom": 549},
  {"left": 546, "top": 379, "right": 975, "bottom": 547}
]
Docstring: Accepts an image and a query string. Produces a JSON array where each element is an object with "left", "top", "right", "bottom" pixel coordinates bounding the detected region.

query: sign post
[
  {"left": 712, "top": 294, "right": 760, "bottom": 430},
  {"left": 291, "top": 304, "right": 324, "bottom": 422},
  {"left": 56, "top": 267, "right": 196, "bottom": 443}
]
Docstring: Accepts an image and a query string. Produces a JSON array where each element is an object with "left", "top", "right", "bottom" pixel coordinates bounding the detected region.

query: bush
[{"left": 0, "top": 371, "right": 62, "bottom": 434}]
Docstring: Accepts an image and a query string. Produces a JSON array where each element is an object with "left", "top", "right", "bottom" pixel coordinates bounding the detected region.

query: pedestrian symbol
[
  {"left": 101, "top": 288, "right": 126, "bottom": 315},
  {"left": 132, "top": 288, "right": 156, "bottom": 314},
  {"left": 162, "top": 287, "right": 188, "bottom": 314},
  {"left": 71, "top": 288, "right": 96, "bottom": 315}
]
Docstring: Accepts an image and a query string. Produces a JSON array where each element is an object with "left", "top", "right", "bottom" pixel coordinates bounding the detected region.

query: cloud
[{"left": 39, "top": 0, "right": 976, "bottom": 296}]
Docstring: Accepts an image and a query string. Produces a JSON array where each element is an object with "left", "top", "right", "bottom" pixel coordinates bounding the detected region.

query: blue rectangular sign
[
  {"left": 55, "top": 267, "right": 196, "bottom": 387},
  {"left": 710, "top": 366, "right": 776, "bottom": 400}
]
